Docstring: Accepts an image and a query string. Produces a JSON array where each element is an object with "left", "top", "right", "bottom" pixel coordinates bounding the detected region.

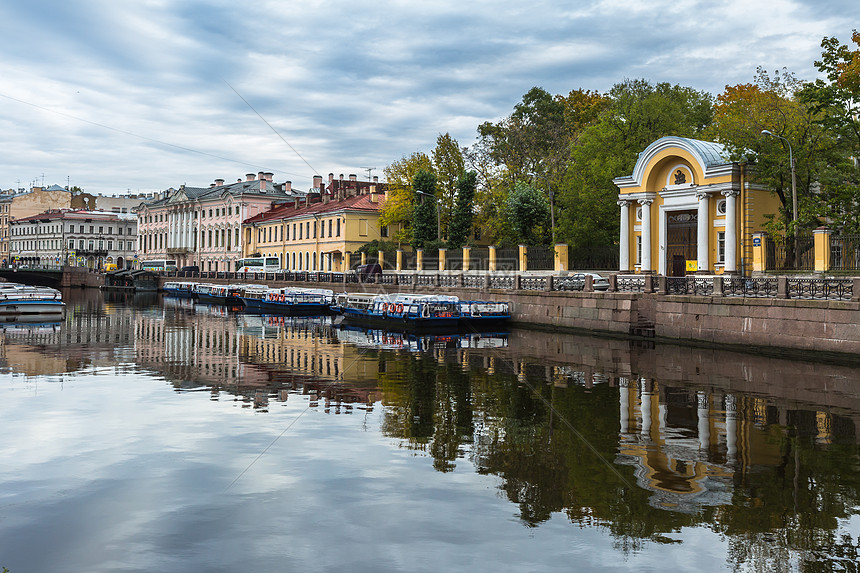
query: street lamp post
[
  {"left": 762, "top": 129, "right": 798, "bottom": 266},
  {"left": 414, "top": 189, "right": 441, "bottom": 241}
]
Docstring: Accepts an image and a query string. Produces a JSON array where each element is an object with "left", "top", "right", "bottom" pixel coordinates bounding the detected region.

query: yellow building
[
  {"left": 0, "top": 185, "right": 72, "bottom": 266},
  {"left": 613, "top": 137, "right": 780, "bottom": 276},
  {"left": 243, "top": 186, "right": 400, "bottom": 271}
]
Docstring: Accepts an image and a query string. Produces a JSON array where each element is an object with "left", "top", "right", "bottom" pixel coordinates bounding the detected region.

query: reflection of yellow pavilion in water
[{"left": 613, "top": 377, "right": 833, "bottom": 511}]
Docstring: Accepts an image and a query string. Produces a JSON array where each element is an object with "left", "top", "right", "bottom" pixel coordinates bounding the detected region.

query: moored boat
[
  {"left": 0, "top": 283, "right": 66, "bottom": 317},
  {"left": 162, "top": 281, "right": 199, "bottom": 297},
  {"left": 241, "top": 287, "right": 333, "bottom": 315},
  {"left": 333, "top": 292, "right": 461, "bottom": 330},
  {"left": 457, "top": 300, "right": 511, "bottom": 327}
]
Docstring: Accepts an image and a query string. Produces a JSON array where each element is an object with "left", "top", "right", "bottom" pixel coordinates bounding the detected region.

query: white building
[{"left": 10, "top": 209, "right": 137, "bottom": 270}]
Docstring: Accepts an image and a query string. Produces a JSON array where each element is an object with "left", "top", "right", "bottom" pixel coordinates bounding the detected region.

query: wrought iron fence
[
  {"left": 569, "top": 246, "right": 619, "bottom": 270},
  {"left": 723, "top": 277, "right": 778, "bottom": 298},
  {"left": 616, "top": 275, "right": 645, "bottom": 292},
  {"left": 829, "top": 235, "right": 860, "bottom": 271},
  {"left": 495, "top": 248, "right": 519, "bottom": 271},
  {"left": 397, "top": 273, "right": 414, "bottom": 286},
  {"left": 552, "top": 275, "right": 585, "bottom": 291},
  {"left": 788, "top": 278, "right": 853, "bottom": 300},
  {"left": 401, "top": 252, "right": 416, "bottom": 270},
  {"left": 469, "top": 247, "right": 490, "bottom": 270},
  {"left": 446, "top": 251, "right": 464, "bottom": 271},
  {"left": 765, "top": 234, "right": 814, "bottom": 271},
  {"left": 463, "top": 275, "right": 485, "bottom": 289},
  {"left": 489, "top": 275, "right": 514, "bottom": 289},
  {"left": 439, "top": 275, "right": 458, "bottom": 287},
  {"left": 526, "top": 246, "right": 554, "bottom": 271},
  {"left": 667, "top": 276, "right": 714, "bottom": 295},
  {"left": 422, "top": 254, "right": 439, "bottom": 272},
  {"left": 520, "top": 276, "right": 547, "bottom": 290}
]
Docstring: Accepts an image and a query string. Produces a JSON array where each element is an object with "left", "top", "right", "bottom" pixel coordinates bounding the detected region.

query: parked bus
[
  {"left": 236, "top": 256, "right": 281, "bottom": 273},
  {"left": 140, "top": 259, "right": 178, "bottom": 272}
]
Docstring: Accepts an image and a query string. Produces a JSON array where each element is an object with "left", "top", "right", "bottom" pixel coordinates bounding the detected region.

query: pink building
[{"left": 136, "top": 172, "right": 303, "bottom": 271}]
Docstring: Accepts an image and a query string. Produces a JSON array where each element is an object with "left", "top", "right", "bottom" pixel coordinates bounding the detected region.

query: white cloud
[{"left": 0, "top": 0, "right": 857, "bottom": 194}]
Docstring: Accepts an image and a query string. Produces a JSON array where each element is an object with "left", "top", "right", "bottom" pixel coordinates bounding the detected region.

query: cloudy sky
[{"left": 0, "top": 0, "right": 856, "bottom": 196}]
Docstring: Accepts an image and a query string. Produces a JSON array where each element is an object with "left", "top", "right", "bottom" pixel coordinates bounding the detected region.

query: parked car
[
  {"left": 178, "top": 265, "right": 200, "bottom": 277},
  {"left": 558, "top": 272, "right": 610, "bottom": 291},
  {"left": 356, "top": 263, "right": 382, "bottom": 282}
]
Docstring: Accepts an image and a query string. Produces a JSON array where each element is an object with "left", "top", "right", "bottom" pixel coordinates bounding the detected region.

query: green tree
[
  {"left": 708, "top": 68, "right": 835, "bottom": 237},
  {"left": 431, "top": 133, "right": 465, "bottom": 238},
  {"left": 799, "top": 32, "right": 860, "bottom": 232},
  {"left": 447, "top": 170, "right": 477, "bottom": 249},
  {"left": 558, "top": 79, "right": 714, "bottom": 262},
  {"left": 380, "top": 152, "right": 433, "bottom": 245},
  {"left": 506, "top": 182, "right": 550, "bottom": 245},
  {"left": 411, "top": 169, "right": 438, "bottom": 250}
]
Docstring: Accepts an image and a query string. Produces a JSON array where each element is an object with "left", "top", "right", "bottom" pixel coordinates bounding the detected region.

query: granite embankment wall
[{"left": 160, "top": 277, "right": 860, "bottom": 358}]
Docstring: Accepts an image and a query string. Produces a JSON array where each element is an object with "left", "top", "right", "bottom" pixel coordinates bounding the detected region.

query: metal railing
[
  {"left": 765, "top": 234, "right": 814, "bottom": 271},
  {"left": 830, "top": 235, "right": 860, "bottom": 271},
  {"left": 526, "top": 246, "right": 554, "bottom": 271},
  {"left": 150, "top": 269, "right": 857, "bottom": 302}
]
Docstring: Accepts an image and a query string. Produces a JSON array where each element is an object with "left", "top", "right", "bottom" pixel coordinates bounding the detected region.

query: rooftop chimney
[
  {"left": 313, "top": 175, "right": 323, "bottom": 191},
  {"left": 328, "top": 173, "right": 334, "bottom": 183},
  {"left": 246, "top": 173, "right": 255, "bottom": 181},
  {"left": 264, "top": 172, "right": 273, "bottom": 182},
  {"left": 215, "top": 178, "right": 224, "bottom": 186},
  {"left": 258, "top": 171, "right": 265, "bottom": 180},
  {"left": 373, "top": 175, "right": 379, "bottom": 183},
  {"left": 349, "top": 173, "right": 357, "bottom": 182},
  {"left": 284, "top": 181, "right": 292, "bottom": 192}
]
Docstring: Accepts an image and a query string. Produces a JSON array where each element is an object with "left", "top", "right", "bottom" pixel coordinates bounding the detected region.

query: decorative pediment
[{"left": 167, "top": 190, "right": 189, "bottom": 204}]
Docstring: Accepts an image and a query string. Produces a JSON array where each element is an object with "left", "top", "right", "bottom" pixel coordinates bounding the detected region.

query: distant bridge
[{"left": 0, "top": 266, "right": 103, "bottom": 288}]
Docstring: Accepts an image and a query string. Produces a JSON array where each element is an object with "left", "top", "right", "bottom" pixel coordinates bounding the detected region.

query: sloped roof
[
  {"left": 145, "top": 178, "right": 300, "bottom": 208},
  {"left": 614, "top": 136, "right": 732, "bottom": 188},
  {"left": 245, "top": 193, "right": 384, "bottom": 225}
]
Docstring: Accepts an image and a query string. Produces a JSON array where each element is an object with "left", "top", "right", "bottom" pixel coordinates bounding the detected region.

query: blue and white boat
[
  {"left": 162, "top": 281, "right": 199, "bottom": 298},
  {"left": 457, "top": 300, "right": 511, "bottom": 327},
  {"left": 241, "top": 287, "right": 333, "bottom": 315},
  {"left": 333, "top": 293, "right": 462, "bottom": 330},
  {"left": 0, "top": 283, "right": 66, "bottom": 317}
]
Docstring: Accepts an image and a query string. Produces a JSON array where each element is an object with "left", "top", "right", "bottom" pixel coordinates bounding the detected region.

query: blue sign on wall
[{"left": 753, "top": 237, "right": 761, "bottom": 247}]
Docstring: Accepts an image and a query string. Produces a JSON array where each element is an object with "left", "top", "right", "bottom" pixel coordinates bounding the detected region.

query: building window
[
  {"left": 69, "top": 240, "right": 75, "bottom": 250},
  {"left": 717, "top": 199, "right": 727, "bottom": 215},
  {"left": 336, "top": 219, "right": 341, "bottom": 237},
  {"left": 380, "top": 225, "right": 388, "bottom": 238},
  {"left": 717, "top": 231, "right": 726, "bottom": 263},
  {"left": 99, "top": 226, "right": 103, "bottom": 234},
  {"left": 299, "top": 224, "right": 303, "bottom": 240},
  {"left": 636, "top": 235, "right": 642, "bottom": 264},
  {"left": 79, "top": 240, "right": 84, "bottom": 249},
  {"left": 359, "top": 220, "right": 368, "bottom": 236},
  {"left": 107, "top": 240, "right": 113, "bottom": 250}
]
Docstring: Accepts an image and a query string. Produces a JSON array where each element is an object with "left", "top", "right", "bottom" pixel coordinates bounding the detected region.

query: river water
[{"left": 1, "top": 289, "right": 859, "bottom": 572}]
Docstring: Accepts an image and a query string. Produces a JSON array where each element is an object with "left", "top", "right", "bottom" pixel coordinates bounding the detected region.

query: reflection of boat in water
[
  {"left": 0, "top": 283, "right": 66, "bottom": 318},
  {"left": 334, "top": 324, "right": 508, "bottom": 352},
  {"left": 238, "top": 313, "right": 333, "bottom": 338},
  {"left": 333, "top": 292, "right": 509, "bottom": 331},
  {"left": 0, "top": 316, "right": 63, "bottom": 332}
]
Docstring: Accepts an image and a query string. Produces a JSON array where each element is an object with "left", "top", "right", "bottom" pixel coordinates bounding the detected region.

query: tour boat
[
  {"left": 193, "top": 283, "right": 249, "bottom": 305},
  {"left": 333, "top": 292, "right": 462, "bottom": 330},
  {"left": 162, "top": 281, "right": 199, "bottom": 298},
  {"left": 240, "top": 286, "right": 333, "bottom": 315},
  {"left": 0, "top": 283, "right": 66, "bottom": 317}
]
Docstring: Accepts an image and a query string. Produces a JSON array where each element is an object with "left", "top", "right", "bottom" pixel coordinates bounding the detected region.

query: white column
[
  {"left": 618, "top": 377, "right": 630, "bottom": 434},
  {"left": 725, "top": 394, "right": 737, "bottom": 462},
  {"left": 639, "top": 378, "right": 652, "bottom": 437},
  {"left": 723, "top": 190, "right": 739, "bottom": 273},
  {"left": 696, "top": 192, "right": 710, "bottom": 273},
  {"left": 618, "top": 199, "right": 631, "bottom": 271},
  {"left": 639, "top": 198, "right": 653, "bottom": 272},
  {"left": 697, "top": 391, "right": 710, "bottom": 452}
]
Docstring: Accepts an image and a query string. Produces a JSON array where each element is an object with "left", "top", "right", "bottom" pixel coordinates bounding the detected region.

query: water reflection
[{"left": 1, "top": 289, "right": 858, "bottom": 571}]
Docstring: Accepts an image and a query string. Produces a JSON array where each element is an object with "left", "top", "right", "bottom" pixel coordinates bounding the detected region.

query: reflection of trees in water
[{"left": 378, "top": 351, "right": 860, "bottom": 566}]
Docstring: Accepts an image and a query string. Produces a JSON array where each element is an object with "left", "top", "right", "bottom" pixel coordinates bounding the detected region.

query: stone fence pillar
[
  {"left": 377, "top": 250, "right": 385, "bottom": 270},
  {"left": 416, "top": 249, "right": 424, "bottom": 272},
  {"left": 438, "top": 248, "right": 447, "bottom": 272},
  {"left": 554, "top": 243, "right": 568, "bottom": 272},
  {"left": 396, "top": 249, "right": 403, "bottom": 271},
  {"left": 752, "top": 232, "right": 767, "bottom": 272},
  {"left": 462, "top": 247, "right": 471, "bottom": 272},
  {"left": 518, "top": 245, "right": 527, "bottom": 272},
  {"left": 814, "top": 227, "right": 832, "bottom": 272},
  {"left": 488, "top": 246, "right": 497, "bottom": 272}
]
